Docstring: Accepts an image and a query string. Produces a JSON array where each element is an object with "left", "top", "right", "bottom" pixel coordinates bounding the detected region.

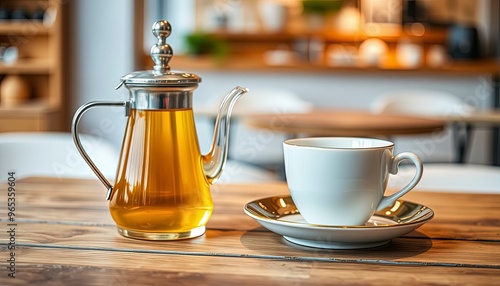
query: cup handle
[
  {"left": 376, "top": 152, "right": 423, "bottom": 211},
  {"left": 71, "top": 101, "right": 130, "bottom": 200}
]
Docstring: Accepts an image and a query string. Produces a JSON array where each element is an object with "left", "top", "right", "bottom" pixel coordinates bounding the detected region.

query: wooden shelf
[
  {"left": 0, "top": 100, "right": 54, "bottom": 113},
  {"left": 0, "top": 0, "right": 64, "bottom": 132},
  {"left": 166, "top": 27, "right": 500, "bottom": 76},
  {"left": 0, "top": 58, "right": 53, "bottom": 74},
  {"left": 0, "top": 100, "right": 58, "bottom": 132},
  {"left": 208, "top": 28, "right": 448, "bottom": 45},
  {"left": 169, "top": 54, "right": 500, "bottom": 76},
  {"left": 183, "top": 0, "right": 500, "bottom": 78},
  {"left": 0, "top": 21, "right": 50, "bottom": 35}
]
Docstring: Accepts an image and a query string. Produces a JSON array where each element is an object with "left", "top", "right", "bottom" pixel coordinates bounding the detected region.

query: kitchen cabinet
[{"left": 0, "top": 0, "right": 64, "bottom": 132}]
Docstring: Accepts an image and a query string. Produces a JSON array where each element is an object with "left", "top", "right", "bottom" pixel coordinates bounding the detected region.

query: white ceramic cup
[{"left": 283, "top": 137, "right": 423, "bottom": 226}]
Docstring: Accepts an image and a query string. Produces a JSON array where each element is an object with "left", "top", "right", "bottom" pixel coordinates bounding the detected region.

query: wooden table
[
  {"left": 445, "top": 109, "right": 500, "bottom": 126},
  {"left": 245, "top": 109, "right": 445, "bottom": 137},
  {"left": 1, "top": 177, "right": 499, "bottom": 285}
]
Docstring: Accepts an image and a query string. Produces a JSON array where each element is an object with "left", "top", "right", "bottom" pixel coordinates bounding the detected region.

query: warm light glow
[
  {"left": 361, "top": 0, "right": 401, "bottom": 24},
  {"left": 361, "top": 0, "right": 402, "bottom": 36},
  {"left": 335, "top": 6, "right": 361, "bottom": 34},
  {"left": 279, "top": 198, "right": 287, "bottom": 208},
  {"left": 258, "top": 202, "right": 267, "bottom": 210},
  {"left": 396, "top": 40, "right": 423, "bottom": 68},
  {"left": 408, "top": 23, "right": 425, "bottom": 36},
  {"left": 199, "top": 210, "right": 212, "bottom": 226},
  {"left": 358, "top": 38, "right": 388, "bottom": 66},
  {"left": 390, "top": 201, "right": 401, "bottom": 212}
]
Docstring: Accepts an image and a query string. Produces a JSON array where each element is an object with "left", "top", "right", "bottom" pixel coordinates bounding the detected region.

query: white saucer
[{"left": 244, "top": 195, "right": 434, "bottom": 250}]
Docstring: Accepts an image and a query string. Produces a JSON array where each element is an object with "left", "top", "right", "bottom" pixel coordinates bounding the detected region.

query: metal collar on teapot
[{"left": 115, "top": 20, "right": 201, "bottom": 110}]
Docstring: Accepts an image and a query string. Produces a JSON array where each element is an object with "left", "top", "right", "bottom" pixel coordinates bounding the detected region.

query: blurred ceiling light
[
  {"left": 358, "top": 38, "right": 388, "bottom": 66},
  {"left": 426, "top": 45, "right": 448, "bottom": 67},
  {"left": 334, "top": 6, "right": 361, "bottom": 34},
  {"left": 407, "top": 22, "right": 425, "bottom": 36},
  {"left": 396, "top": 40, "right": 423, "bottom": 69}
]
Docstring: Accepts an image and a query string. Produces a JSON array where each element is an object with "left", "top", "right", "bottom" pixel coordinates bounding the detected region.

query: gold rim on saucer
[{"left": 244, "top": 195, "right": 434, "bottom": 249}]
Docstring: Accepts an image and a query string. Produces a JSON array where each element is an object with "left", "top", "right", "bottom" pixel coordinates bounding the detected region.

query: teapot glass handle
[{"left": 71, "top": 101, "right": 129, "bottom": 200}]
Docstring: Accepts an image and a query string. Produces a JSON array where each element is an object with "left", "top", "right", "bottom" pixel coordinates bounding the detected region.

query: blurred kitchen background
[{"left": 1, "top": 0, "right": 499, "bottom": 174}]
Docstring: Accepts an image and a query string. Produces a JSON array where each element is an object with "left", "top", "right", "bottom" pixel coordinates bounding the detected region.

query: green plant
[
  {"left": 301, "top": 0, "right": 343, "bottom": 15},
  {"left": 184, "top": 32, "right": 228, "bottom": 62}
]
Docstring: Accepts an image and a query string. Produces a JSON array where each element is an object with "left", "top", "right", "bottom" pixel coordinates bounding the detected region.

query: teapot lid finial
[
  {"left": 150, "top": 20, "right": 172, "bottom": 75},
  {"left": 117, "top": 20, "right": 201, "bottom": 88}
]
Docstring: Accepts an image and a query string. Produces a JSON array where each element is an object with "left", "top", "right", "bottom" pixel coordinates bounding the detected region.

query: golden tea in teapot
[
  {"left": 110, "top": 109, "right": 213, "bottom": 239},
  {"left": 71, "top": 20, "right": 247, "bottom": 240}
]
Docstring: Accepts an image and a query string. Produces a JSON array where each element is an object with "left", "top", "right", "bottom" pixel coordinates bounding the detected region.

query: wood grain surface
[{"left": 0, "top": 177, "right": 499, "bottom": 285}]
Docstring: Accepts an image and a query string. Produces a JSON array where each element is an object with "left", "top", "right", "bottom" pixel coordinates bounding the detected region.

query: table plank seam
[
  {"left": 4, "top": 219, "right": 499, "bottom": 243},
  {"left": 10, "top": 243, "right": 500, "bottom": 270},
  {"left": 0, "top": 218, "right": 116, "bottom": 227},
  {"left": 3, "top": 219, "right": 500, "bottom": 246}
]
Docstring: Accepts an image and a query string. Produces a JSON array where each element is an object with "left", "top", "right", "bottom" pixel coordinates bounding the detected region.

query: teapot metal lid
[{"left": 117, "top": 20, "right": 201, "bottom": 88}]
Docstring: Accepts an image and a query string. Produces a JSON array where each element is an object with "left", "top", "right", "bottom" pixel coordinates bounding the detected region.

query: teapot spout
[{"left": 203, "top": 86, "right": 248, "bottom": 182}]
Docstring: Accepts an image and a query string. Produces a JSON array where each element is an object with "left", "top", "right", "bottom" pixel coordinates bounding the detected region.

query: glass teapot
[{"left": 71, "top": 20, "right": 248, "bottom": 241}]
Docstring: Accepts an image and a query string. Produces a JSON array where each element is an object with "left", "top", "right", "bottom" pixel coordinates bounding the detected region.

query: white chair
[
  {"left": 197, "top": 88, "right": 313, "bottom": 179},
  {"left": 229, "top": 88, "right": 313, "bottom": 166},
  {"left": 228, "top": 88, "right": 313, "bottom": 169},
  {"left": 372, "top": 90, "right": 500, "bottom": 193},
  {"left": 0, "top": 132, "right": 120, "bottom": 182},
  {"left": 371, "top": 90, "right": 474, "bottom": 117},
  {"left": 371, "top": 89, "right": 474, "bottom": 163},
  {"left": 0, "top": 131, "right": 278, "bottom": 185}
]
